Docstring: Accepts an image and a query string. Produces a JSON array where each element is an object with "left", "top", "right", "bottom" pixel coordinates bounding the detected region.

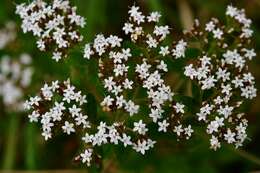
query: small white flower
[
  {"left": 158, "top": 120, "right": 169, "bottom": 132},
  {"left": 213, "top": 28, "right": 223, "bottom": 39},
  {"left": 123, "top": 23, "right": 134, "bottom": 34},
  {"left": 69, "top": 105, "right": 81, "bottom": 117},
  {"left": 133, "top": 120, "right": 148, "bottom": 135},
  {"left": 147, "top": 12, "right": 161, "bottom": 22},
  {"left": 174, "top": 125, "right": 183, "bottom": 136},
  {"left": 159, "top": 46, "right": 170, "bottom": 56},
  {"left": 62, "top": 121, "right": 75, "bottom": 135},
  {"left": 184, "top": 125, "right": 193, "bottom": 139},
  {"left": 121, "top": 133, "right": 132, "bottom": 147},
  {"left": 205, "top": 21, "right": 215, "bottom": 32},
  {"left": 52, "top": 52, "right": 62, "bottom": 62},
  {"left": 210, "top": 136, "right": 220, "bottom": 150},
  {"left": 101, "top": 95, "right": 114, "bottom": 107},
  {"left": 173, "top": 103, "right": 185, "bottom": 114},
  {"left": 224, "top": 129, "right": 236, "bottom": 144},
  {"left": 83, "top": 44, "right": 94, "bottom": 59},
  {"left": 80, "top": 148, "right": 93, "bottom": 166},
  {"left": 28, "top": 111, "right": 40, "bottom": 122},
  {"left": 125, "top": 100, "right": 139, "bottom": 116},
  {"left": 172, "top": 40, "right": 187, "bottom": 58}
]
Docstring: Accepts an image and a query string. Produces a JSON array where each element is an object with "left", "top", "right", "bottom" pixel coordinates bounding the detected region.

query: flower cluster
[
  {"left": 184, "top": 5, "right": 256, "bottom": 150},
  {"left": 79, "top": 121, "right": 156, "bottom": 166},
  {"left": 82, "top": 5, "right": 194, "bottom": 163},
  {"left": 24, "top": 79, "right": 156, "bottom": 166},
  {"left": 16, "top": 0, "right": 86, "bottom": 62},
  {"left": 0, "top": 21, "right": 16, "bottom": 50},
  {"left": 20, "top": 2, "right": 258, "bottom": 167},
  {"left": 0, "top": 54, "right": 33, "bottom": 111},
  {"left": 24, "top": 79, "right": 89, "bottom": 140}
]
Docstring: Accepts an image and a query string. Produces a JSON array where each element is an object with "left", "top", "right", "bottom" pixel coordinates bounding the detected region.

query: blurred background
[{"left": 0, "top": 0, "right": 260, "bottom": 172}]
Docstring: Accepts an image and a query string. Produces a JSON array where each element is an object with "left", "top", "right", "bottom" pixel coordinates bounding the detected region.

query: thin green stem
[
  {"left": 25, "top": 123, "right": 37, "bottom": 170},
  {"left": 2, "top": 113, "right": 19, "bottom": 170}
]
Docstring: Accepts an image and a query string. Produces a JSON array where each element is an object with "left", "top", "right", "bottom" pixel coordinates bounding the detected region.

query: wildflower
[
  {"left": 16, "top": 0, "right": 85, "bottom": 62},
  {"left": 25, "top": 80, "right": 89, "bottom": 140},
  {"left": 184, "top": 5, "right": 256, "bottom": 150},
  {"left": 0, "top": 54, "right": 33, "bottom": 111},
  {"left": 0, "top": 21, "right": 16, "bottom": 49}
]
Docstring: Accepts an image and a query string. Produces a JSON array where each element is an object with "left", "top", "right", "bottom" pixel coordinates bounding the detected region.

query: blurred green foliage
[{"left": 0, "top": 0, "right": 260, "bottom": 172}]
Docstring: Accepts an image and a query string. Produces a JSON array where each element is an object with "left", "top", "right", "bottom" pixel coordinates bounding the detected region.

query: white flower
[
  {"left": 104, "top": 77, "right": 115, "bottom": 91},
  {"left": 241, "top": 28, "right": 253, "bottom": 38},
  {"left": 241, "top": 85, "right": 257, "bottom": 99},
  {"left": 146, "top": 34, "right": 158, "bottom": 48},
  {"left": 101, "top": 95, "right": 114, "bottom": 107},
  {"left": 224, "top": 129, "right": 236, "bottom": 144},
  {"left": 149, "top": 108, "right": 162, "bottom": 122},
  {"left": 133, "top": 139, "right": 155, "bottom": 155},
  {"left": 184, "top": 125, "right": 194, "bottom": 139},
  {"left": 41, "top": 83, "right": 53, "bottom": 100},
  {"left": 173, "top": 125, "right": 183, "bottom": 136},
  {"left": 24, "top": 100, "right": 31, "bottom": 110},
  {"left": 113, "top": 64, "right": 128, "bottom": 76},
  {"left": 52, "top": 52, "right": 62, "bottom": 62},
  {"left": 157, "top": 60, "right": 168, "bottom": 72},
  {"left": 28, "top": 111, "right": 40, "bottom": 122},
  {"left": 83, "top": 44, "right": 94, "bottom": 59},
  {"left": 147, "top": 12, "right": 161, "bottom": 22},
  {"left": 123, "top": 23, "right": 133, "bottom": 34},
  {"left": 154, "top": 25, "right": 170, "bottom": 40},
  {"left": 201, "top": 76, "right": 217, "bottom": 90},
  {"left": 123, "top": 78, "right": 133, "bottom": 89},
  {"left": 207, "top": 121, "right": 219, "bottom": 134},
  {"left": 121, "top": 133, "right": 132, "bottom": 147},
  {"left": 133, "top": 120, "right": 148, "bottom": 135},
  {"left": 205, "top": 21, "right": 215, "bottom": 32},
  {"left": 37, "top": 39, "right": 45, "bottom": 51},
  {"left": 184, "top": 64, "right": 197, "bottom": 79},
  {"left": 25, "top": 80, "right": 89, "bottom": 142},
  {"left": 221, "top": 84, "right": 232, "bottom": 95},
  {"left": 214, "top": 96, "right": 223, "bottom": 105},
  {"left": 172, "top": 40, "right": 187, "bottom": 58},
  {"left": 226, "top": 5, "right": 238, "bottom": 17},
  {"left": 128, "top": 6, "right": 145, "bottom": 25},
  {"left": 51, "top": 80, "right": 59, "bottom": 91},
  {"left": 75, "top": 113, "right": 88, "bottom": 127},
  {"left": 217, "top": 105, "right": 233, "bottom": 119},
  {"left": 125, "top": 100, "right": 139, "bottom": 116},
  {"left": 42, "top": 131, "right": 52, "bottom": 141},
  {"left": 80, "top": 148, "right": 93, "bottom": 166},
  {"left": 159, "top": 46, "right": 170, "bottom": 56},
  {"left": 16, "top": 0, "right": 85, "bottom": 62},
  {"left": 115, "top": 95, "right": 125, "bottom": 108},
  {"left": 216, "top": 68, "right": 230, "bottom": 82},
  {"left": 158, "top": 120, "right": 169, "bottom": 132},
  {"left": 82, "top": 133, "right": 93, "bottom": 143},
  {"left": 213, "top": 28, "right": 223, "bottom": 39},
  {"left": 173, "top": 103, "right": 185, "bottom": 114},
  {"left": 242, "top": 48, "right": 256, "bottom": 60},
  {"left": 69, "top": 105, "right": 81, "bottom": 117},
  {"left": 107, "top": 35, "right": 122, "bottom": 48},
  {"left": 29, "top": 96, "right": 41, "bottom": 106},
  {"left": 93, "top": 34, "right": 109, "bottom": 56},
  {"left": 210, "top": 136, "right": 220, "bottom": 150},
  {"left": 197, "top": 112, "right": 206, "bottom": 121},
  {"left": 62, "top": 121, "right": 75, "bottom": 135}
]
